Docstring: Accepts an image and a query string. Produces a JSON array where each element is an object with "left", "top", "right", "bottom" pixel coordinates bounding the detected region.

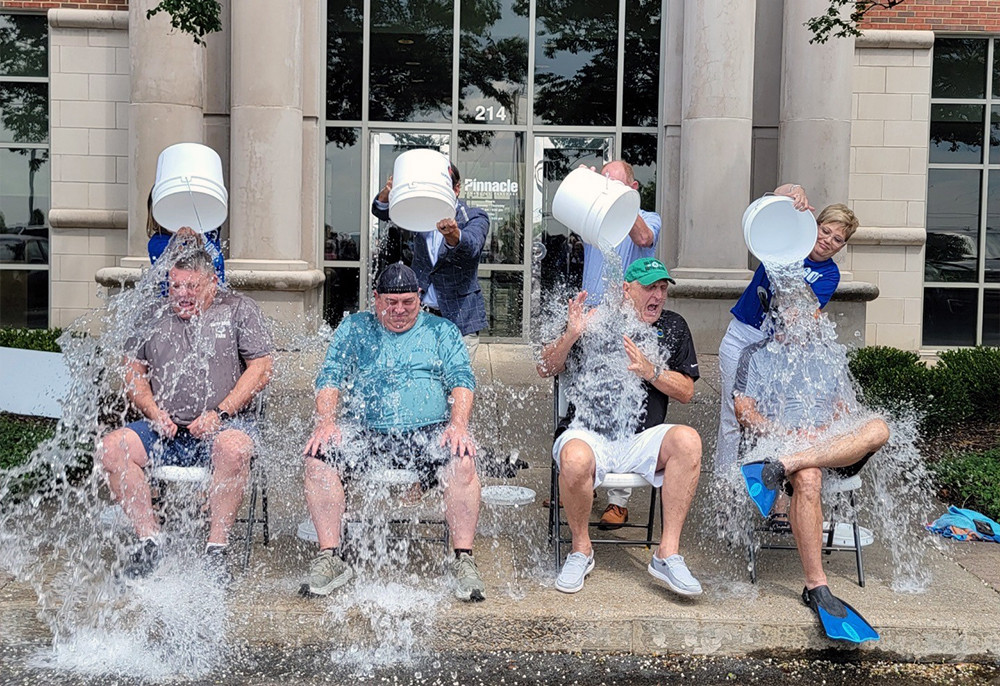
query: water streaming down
[{"left": 708, "top": 261, "right": 937, "bottom": 592}]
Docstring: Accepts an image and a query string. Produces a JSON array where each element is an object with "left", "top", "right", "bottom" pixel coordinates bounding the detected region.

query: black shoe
[
  {"left": 123, "top": 539, "right": 162, "bottom": 579},
  {"left": 204, "top": 546, "right": 232, "bottom": 588},
  {"left": 760, "top": 460, "right": 787, "bottom": 491}
]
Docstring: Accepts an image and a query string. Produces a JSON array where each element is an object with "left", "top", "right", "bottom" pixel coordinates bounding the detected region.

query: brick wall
[
  {"left": 1, "top": 2, "right": 128, "bottom": 10},
  {"left": 861, "top": 0, "right": 1000, "bottom": 33}
]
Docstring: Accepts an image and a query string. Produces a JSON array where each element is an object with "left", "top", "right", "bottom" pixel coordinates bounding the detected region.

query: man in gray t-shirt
[{"left": 99, "top": 249, "right": 273, "bottom": 581}]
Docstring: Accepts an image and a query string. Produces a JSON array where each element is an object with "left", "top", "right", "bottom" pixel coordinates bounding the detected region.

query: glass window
[
  {"left": 369, "top": 0, "right": 453, "bottom": 123},
  {"left": 929, "top": 104, "right": 984, "bottom": 164},
  {"left": 0, "top": 268, "right": 47, "bottom": 328},
  {"left": 931, "top": 38, "right": 986, "bottom": 99},
  {"left": 457, "top": 130, "right": 525, "bottom": 264},
  {"left": 323, "top": 267, "right": 361, "bottom": 329},
  {"left": 925, "top": 169, "right": 980, "bottom": 283},
  {"left": 459, "top": 0, "right": 528, "bottom": 125},
  {"left": 991, "top": 106, "right": 1000, "bottom": 165},
  {"left": 986, "top": 172, "right": 1000, "bottom": 284},
  {"left": 479, "top": 270, "right": 522, "bottom": 337},
  {"left": 324, "top": 128, "right": 363, "bottom": 262},
  {"left": 534, "top": 0, "right": 617, "bottom": 126},
  {"left": 984, "top": 290, "right": 1000, "bottom": 346},
  {"left": 622, "top": 0, "right": 661, "bottom": 127},
  {"left": 923, "top": 288, "right": 978, "bottom": 347},
  {"left": 0, "top": 82, "right": 47, "bottom": 144},
  {"left": 0, "top": 14, "right": 47, "bottom": 78},
  {"left": 622, "top": 133, "right": 657, "bottom": 212},
  {"left": 326, "top": 0, "right": 364, "bottom": 121}
]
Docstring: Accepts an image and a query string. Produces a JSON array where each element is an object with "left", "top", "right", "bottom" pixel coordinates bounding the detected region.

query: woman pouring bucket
[
  {"left": 147, "top": 143, "right": 228, "bottom": 282},
  {"left": 715, "top": 184, "right": 860, "bottom": 469},
  {"left": 371, "top": 149, "right": 489, "bottom": 362}
]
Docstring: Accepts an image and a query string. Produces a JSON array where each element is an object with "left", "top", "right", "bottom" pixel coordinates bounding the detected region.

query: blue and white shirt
[{"left": 730, "top": 257, "right": 840, "bottom": 330}]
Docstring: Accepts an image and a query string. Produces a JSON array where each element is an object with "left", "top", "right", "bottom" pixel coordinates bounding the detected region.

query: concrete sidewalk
[{"left": 1, "top": 345, "right": 999, "bottom": 663}]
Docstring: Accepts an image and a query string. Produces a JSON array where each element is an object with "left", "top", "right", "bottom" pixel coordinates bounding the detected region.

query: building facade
[{"left": 1, "top": 0, "right": 998, "bottom": 351}]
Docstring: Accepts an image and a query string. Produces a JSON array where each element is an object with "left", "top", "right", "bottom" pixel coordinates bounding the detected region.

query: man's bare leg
[
  {"left": 558, "top": 439, "right": 597, "bottom": 556},
  {"left": 442, "top": 453, "right": 481, "bottom": 549},
  {"left": 304, "top": 457, "right": 347, "bottom": 549},
  {"left": 787, "top": 467, "right": 827, "bottom": 589},
  {"left": 100, "top": 428, "right": 158, "bottom": 539},
  {"left": 207, "top": 429, "right": 253, "bottom": 545},
  {"left": 655, "top": 425, "right": 702, "bottom": 559},
  {"left": 779, "top": 418, "right": 889, "bottom": 474}
]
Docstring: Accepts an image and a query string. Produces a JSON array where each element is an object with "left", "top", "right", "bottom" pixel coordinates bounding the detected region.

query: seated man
[
  {"left": 300, "top": 263, "right": 484, "bottom": 601},
  {"left": 100, "top": 249, "right": 274, "bottom": 580},
  {"left": 733, "top": 295, "right": 889, "bottom": 641},
  {"left": 537, "top": 257, "right": 703, "bottom": 595}
]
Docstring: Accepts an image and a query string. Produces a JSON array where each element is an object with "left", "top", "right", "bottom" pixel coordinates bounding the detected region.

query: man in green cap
[{"left": 538, "top": 257, "right": 703, "bottom": 595}]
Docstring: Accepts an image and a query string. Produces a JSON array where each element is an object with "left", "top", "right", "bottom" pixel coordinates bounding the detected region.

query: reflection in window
[
  {"left": 323, "top": 267, "right": 361, "bottom": 329},
  {"left": 984, "top": 290, "right": 1000, "bottom": 346},
  {"left": 986, "top": 173, "right": 1000, "bottom": 284},
  {"left": 0, "top": 269, "right": 47, "bottom": 328},
  {"left": 991, "top": 106, "right": 1000, "bottom": 165},
  {"left": 325, "top": 128, "right": 363, "bottom": 262},
  {"left": 932, "top": 38, "right": 986, "bottom": 99},
  {"left": 458, "top": 131, "right": 524, "bottom": 264},
  {"left": 622, "top": 0, "right": 661, "bottom": 127},
  {"left": 923, "top": 288, "right": 977, "bottom": 347},
  {"left": 326, "top": 0, "right": 363, "bottom": 120},
  {"left": 479, "top": 270, "right": 522, "bottom": 337},
  {"left": 0, "top": 82, "right": 47, "bottom": 143},
  {"left": 534, "top": 0, "right": 617, "bottom": 126},
  {"left": 0, "top": 14, "right": 47, "bottom": 77},
  {"left": 929, "top": 104, "right": 983, "bottom": 164},
  {"left": 369, "top": 0, "right": 453, "bottom": 123},
  {"left": 459, "top": 0, "right": 528, "bottom": 125},
  {"left": 622, "top": 133, "right": 657, "bottom": 212},
  {"left": 925, "top": 169, "right": 980, "bottom": 283}
]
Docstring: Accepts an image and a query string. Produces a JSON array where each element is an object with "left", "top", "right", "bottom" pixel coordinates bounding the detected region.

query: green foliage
[
  {"left": 146, "top": 0, "right": 223, "bottom": 45},
  {"left": 936, "top": 347, "right": 1000, "bottom": 424},
  {"left": 806, "top": 1, "right": 907, "bottom": 44},
  {"left": 0, "top": 327, "right": 62, "bottom": 352},
  {"left": 929, "top": 448, "right": 1000, "bottom": 523},
  {"left": 0, "top": 413, "right": 55, "bottom": 472},
  {"left": 848, "top": 345, "right": 970, "bottom": 436}
]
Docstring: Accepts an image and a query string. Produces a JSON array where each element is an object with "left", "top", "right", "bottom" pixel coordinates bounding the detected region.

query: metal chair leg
[{"left": 645, "top": 486, "right": 657, "bottom": 549}]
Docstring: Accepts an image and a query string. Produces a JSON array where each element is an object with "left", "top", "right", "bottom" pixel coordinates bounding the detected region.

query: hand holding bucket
[
  {"left": 552, "top": 167, "right": 640, "bottom": 249},
  {"left": 388, "top": 149, "right": 457, "bottom": 232},
  {"left": 151, "top": 143, "right": 228, "bottom": 234},
  {"left": 742, "top": 195, "right": 817, "bottom": 265}
]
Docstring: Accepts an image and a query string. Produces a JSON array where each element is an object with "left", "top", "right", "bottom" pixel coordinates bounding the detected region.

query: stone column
[
  {"left": 778, "top": 0, "right": 853, "bottom": 210},
  {"left": 127, "top": 0, "right": 205, "bottom": 257},
  {"left": 674, "top": 0, "right": 756, "bottom": 278},
  {"left": 228, "top": 0, "right": 304, "bottom": 263}
]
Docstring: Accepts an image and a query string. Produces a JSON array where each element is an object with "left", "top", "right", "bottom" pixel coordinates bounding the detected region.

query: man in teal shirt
[{"left": 300, "top": 263, "right": 484, "bottom": 601}]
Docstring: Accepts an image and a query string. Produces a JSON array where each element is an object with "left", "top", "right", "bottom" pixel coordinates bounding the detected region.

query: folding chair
[{"left": 547, "top": 375, "right": 659, "bottom": 568}]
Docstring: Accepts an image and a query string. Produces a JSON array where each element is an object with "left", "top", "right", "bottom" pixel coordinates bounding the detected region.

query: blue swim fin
[
  {"left": 740, "top": 461, "right": 777, "bottom": 518},
  {"left": 803, "top": 585, "right": 880, "bottom": 644}
]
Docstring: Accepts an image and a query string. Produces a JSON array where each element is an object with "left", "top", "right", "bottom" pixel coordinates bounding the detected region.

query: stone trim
[
  {"left": 48, "top": 8, "right": 128, "bottom": 30},
  {"left": 95, "top": 267, "right": 326, "bottom": 292},
  {"left": 49, "top": 209, "right": 128, "bottom": 230},
  {"left": 669, "top": 279, "right": 879, "bottom": 302},
  {"left": 856, "top": 30, "right": 934, "bottom": 50},
  {"left": 849, "top": 226, "right": 926, "bottom": 246}
]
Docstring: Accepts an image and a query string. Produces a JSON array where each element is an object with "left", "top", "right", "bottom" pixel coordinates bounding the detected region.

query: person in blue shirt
[
  {"left": 299, "top": 262, "right": 486, "bottom": 602},
  {"left": 146, "top": 188, "right": 226, "bottom": 282},
  {"left": 716, "top": 187, "right": 860, "bottom": 469}
]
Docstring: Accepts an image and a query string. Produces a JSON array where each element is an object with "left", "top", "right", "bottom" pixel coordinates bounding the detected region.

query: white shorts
[{"left": 552, "top": 424, "right": 677, "bottom": 490}]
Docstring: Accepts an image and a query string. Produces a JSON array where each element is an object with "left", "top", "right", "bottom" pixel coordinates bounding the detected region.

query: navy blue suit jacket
[{"left": 372, "top": 198, "right": 490, "bottom": 335}]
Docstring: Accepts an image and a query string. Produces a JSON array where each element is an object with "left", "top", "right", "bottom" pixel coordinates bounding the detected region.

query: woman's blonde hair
[
  {"left": 816, "top": 203, "right": 859, "bottom": 241},
  {"left": 146, "top": 188, "right": 164, "bottom": 238}
]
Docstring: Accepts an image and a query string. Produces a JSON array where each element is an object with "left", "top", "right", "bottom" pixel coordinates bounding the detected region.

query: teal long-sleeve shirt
[{"left": 315, "top": 311, "right": 475, "bottom": 432}]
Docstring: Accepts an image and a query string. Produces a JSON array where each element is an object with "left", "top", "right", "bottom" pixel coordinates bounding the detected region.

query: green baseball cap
[{"left": 624, "top": 257, "right": 675, "bottom": 285}]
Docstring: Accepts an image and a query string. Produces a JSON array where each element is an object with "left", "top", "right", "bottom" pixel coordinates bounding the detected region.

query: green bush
[
  {"left": 0, "top": 327, "right": 63, "bottom": 353},
  {"left": 936, "top": 347, "right": 1000, "bottom": 424},
  {"left": 929, "top": 447, "right": 1000, "bottom": 523},
  {"left": 0, "top": 412, "right": 56, "bottom": 472},
  {"left": 848, "top": 345, "right": 971, "bottom": 435}
]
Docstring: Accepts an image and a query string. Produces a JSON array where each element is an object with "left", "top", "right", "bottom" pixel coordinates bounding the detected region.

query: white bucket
[
  {"left": 742, "top": 195, "right": 817, "bottom": 265},
  {"left": 151, "top": 143, "right": 228, "bottom": 233},
  {"left": 551, "top": 167, "right": 640, "bottom": 249},
  {"left": 388, "top": 149, "right": 456, "bottom": 232}
]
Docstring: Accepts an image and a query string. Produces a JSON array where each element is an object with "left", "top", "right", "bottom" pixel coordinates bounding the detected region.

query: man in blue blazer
[{"left": 372, "top": 162, "right": 490, "bottom": 360}]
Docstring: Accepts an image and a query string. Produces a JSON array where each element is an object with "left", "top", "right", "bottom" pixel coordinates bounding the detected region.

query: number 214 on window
[{"left": 474, "top": 105, "right": 507, "bottom": 122}]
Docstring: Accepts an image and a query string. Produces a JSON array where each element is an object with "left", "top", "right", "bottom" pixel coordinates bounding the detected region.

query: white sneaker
[
  {"left": 648, "top": 553, "right": 703, "bottom": 596},
  {"left": 555, "top": 551, "right": 595, "bottom": 593}
]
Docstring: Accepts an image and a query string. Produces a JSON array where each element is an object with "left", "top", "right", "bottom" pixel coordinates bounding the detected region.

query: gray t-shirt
[{"left": 132, "top": 292, "right": 272, "bottom": 425}]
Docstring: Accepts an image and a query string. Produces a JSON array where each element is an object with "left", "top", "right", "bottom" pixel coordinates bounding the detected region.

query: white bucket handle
[{"left": 182, "top": 176, "right": 205, "bottom": 233}]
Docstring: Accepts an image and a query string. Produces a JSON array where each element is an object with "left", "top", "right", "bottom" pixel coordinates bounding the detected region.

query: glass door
[{"left": 530, "top": 135, "right": 613, "bottom": 334}]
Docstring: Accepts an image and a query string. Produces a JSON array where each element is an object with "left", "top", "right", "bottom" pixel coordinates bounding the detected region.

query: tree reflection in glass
[
  {"left": 370, "top": 0, "right": 453, "bottom": 122},
  {"left": 623, "top": 0, "right": 661, "bottom": 128},
  {"left": 326, "top": 0, "right": 363, "bottom": 121},
  {"left": 925, "top": 169, "right": 980, "bottom": 283},
  {"left": 534, "top": 0, "right": 617, "bottom": 126},
  {"left": 0, "top": 14, "right": 47, "bottom": 78},
  {"left": 929, "top": 104, "right": 983, "bottom": 165},
  {"left": 460, "top": 0, "right": 528, "bottom": 125}
]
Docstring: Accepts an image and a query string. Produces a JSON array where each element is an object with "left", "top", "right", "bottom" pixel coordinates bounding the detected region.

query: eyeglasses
[{"left": 818, "top": 223, "right": 847, "bottom": 247}]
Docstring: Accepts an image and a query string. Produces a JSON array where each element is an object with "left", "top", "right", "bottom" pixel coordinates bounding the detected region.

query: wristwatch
[
  {"left": 649, "top": 365, "right": 662, "bottom": 383},
  {"left": 215, "top": 407, "right": 231, "bottom": 421}
]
